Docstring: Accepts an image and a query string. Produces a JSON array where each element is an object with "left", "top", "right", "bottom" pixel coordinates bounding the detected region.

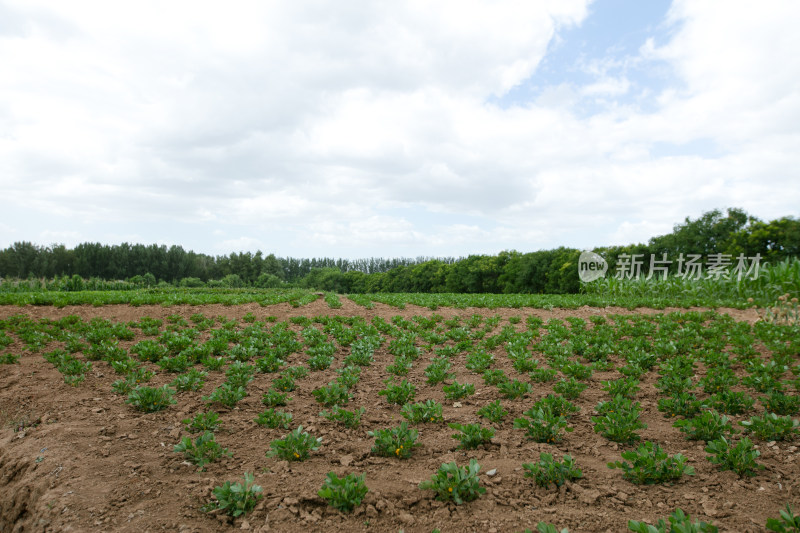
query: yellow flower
[
  {"left": 294, "top": 452, "right": 300, "bottom": 458},
  {"left": 448, "top": 487, "right": 453, "bottom": 492}
]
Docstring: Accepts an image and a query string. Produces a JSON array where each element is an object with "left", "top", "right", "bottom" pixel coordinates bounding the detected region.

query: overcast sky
[{"left": 1, "top": 0, "right": 799, "bottom": 259}]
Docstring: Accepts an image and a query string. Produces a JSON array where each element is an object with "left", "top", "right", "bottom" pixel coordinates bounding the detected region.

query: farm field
[{"left": 0, "top": 296, "right": 798, "bottom": 533}]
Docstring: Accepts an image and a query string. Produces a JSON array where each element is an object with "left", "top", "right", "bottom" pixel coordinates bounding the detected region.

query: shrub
[
  {"left": 419, "top": 459, "right": 485, "bottom": 504},
  {"left": 318, "top": 472, "right": 368, "bottom": 513},
  {"left": 523, "top": 453, "right": 582, "bottom": 489},
  {"left": 608, "top": 441, "right": 694, "bottom": 484}
]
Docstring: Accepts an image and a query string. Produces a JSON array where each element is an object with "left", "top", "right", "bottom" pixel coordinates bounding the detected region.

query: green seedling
[
  {"left": 262, "top": 389, "right": 289, "bottom": 407},
  {"left": 443, "top": 381, "right": 475, "bottom": 400},
  {"left": 425, "top": 357, "right": 454, "bottom": 384},
  {"left": 174, "top": 431, "right": 231, "bottom": 471},
  {"left": 401, "top": 400, "right": 444, "bottom": 424},
  {"left": 523, "top": 452, "right": 582, "bottom": 489},
  {"left": 602, "top": 377, "right": 640, "bottom": 400},
  {"left": 766, "top": 504, "right": 800, "bottom": 532},
  {"left": 449, "top": 423, "right": 494, "bottom": 449},
  {"left": 203, "top": 472, "right": 262, "bottom": 517},
  {"left": 369, "top": 422, "right": 419, "bottom": 459},
  {"left": 482, "top": 368, "right": 508, "bottom": 386},
  {"left": 379, "top": 380, "right": 416, "bottom": 405},
  {"left": 740, "top": 412, "right": 799, "bottom": 441},
  {"left": 318, "top": 472, "right": 368, "bottom": 513},
  {"left": 203, "top": 383, "right": 247, "bottom": 408},
  {"left": 674, "top": 410, "right": 735, "bottom": 442},
  {"left": 419, "top": 459, "right": 485, "bottom": 504},
  {"left": 658, "top": 393, "right": 702, "bottom": 419},
  {"left": 704, "top": 390, "right": 755, "bottom": 415},
  {"left": 171, "top": 368, "right": 208, "bottom": 392},
  {"left": 628, "top": 508, "right": 718, "bottom": 533},
  {"left": 313, "top": 382, "right": 351, "bottom": 407},
  {"left": 608, "top": 441, "right": 694, "bottom": 484},
  {"left": 514, "top": 407, "right": 572, "bottom": 444},
  {"left": 705, "top": 437, "right": 763, "bottom": 477},
  {"left": 477, "top": 400, "right": 508, "bottom": 424},
  {"left": 498, "top": 379, "right": 533, "bottom": 399},
  {"left": 126, "top": 385, "right": 176, "bottom": 413},
  {"left": 320, "top": 406, "right": 365, "bottom": 428},
  {"left": 254, "top": 408, "right": 293, "bottom": 429},
  {"left": 266, "top": 426, "right": 321, "bottom": 461},
  {"left": 183, "top": 411, "right": 220, "bottom": 433},
  {"left": 763, "top": 391, "right": 800, "bottom": 416},
  {"left": 553, "top": 377, "right": 588, "bottom": 400}
]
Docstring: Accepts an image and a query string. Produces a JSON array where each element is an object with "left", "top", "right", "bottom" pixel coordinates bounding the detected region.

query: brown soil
[{"left": 0, "top": 301, "right": 794, "bottom": 533}]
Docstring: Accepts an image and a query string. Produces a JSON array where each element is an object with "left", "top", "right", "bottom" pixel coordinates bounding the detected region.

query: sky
[{"left": 1, "top": 0, "right": 799, "bottom": 259}]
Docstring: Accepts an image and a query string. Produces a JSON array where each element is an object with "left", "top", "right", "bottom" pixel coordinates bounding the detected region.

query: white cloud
[{"left": 0, "top": 1, "right": 798, "bottom": 258}]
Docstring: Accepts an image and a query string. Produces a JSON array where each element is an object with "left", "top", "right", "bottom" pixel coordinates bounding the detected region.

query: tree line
[{"left": 0, "top": 208, "right": 797, "bottom": 294}]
